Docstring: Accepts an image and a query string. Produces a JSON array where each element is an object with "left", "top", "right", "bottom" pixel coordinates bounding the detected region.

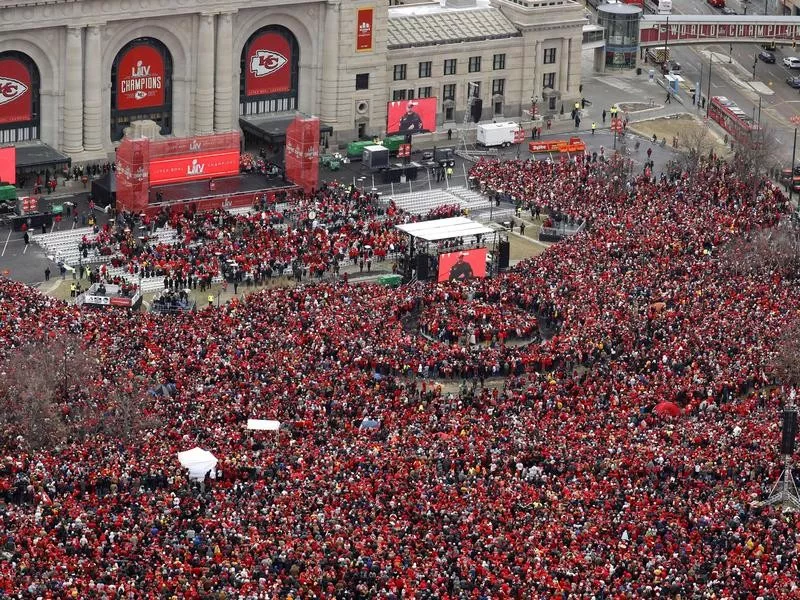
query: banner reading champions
[
  {"left": 0, "top": 57, "right": 32, "bottom": 124},
  {"left": 246, "top": 31, "right": 293, "bottom": 96},
  {"left": 116, "top": 43, "right": 165, "bottom": 111}
]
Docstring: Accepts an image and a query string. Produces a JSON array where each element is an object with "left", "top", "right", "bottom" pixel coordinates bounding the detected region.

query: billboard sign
[
  {"left": 387, "top": 97, "right": 436, "bottom": 135},
  {"left": 0, "top": 146, "right": 15, "bottom": 184},
  {"left": 437, "top": 248, "right": 488, "bottom": 283},
  {"left": 149, "top": 150, "right": 240, "bottom": 185},
  {"left": 116, "top": 44, "right": 165, "bottom": 110},
  {"left": 246, "top": 31, "right": 293, "bottom": 96},
  {"left": 356, "top": 8, "right": 374, "bottom": 52},
  {"left": 0, "top": 58, "right": 32, "bottom": 124}
]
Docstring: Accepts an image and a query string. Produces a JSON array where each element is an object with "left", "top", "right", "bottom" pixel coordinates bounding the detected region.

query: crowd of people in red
[{"left": 0, "top": 154, "right": 799, "bottom": 599}]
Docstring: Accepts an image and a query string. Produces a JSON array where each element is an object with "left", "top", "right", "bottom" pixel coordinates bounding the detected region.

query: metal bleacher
[
  {"left": 30, "top": 227, "right": 95, "bottom": 267},
  {"left": 387, "top": 186, "right": 514, "bottom": 223}
]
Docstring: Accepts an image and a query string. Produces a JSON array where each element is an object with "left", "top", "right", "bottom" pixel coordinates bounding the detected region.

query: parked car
[
  {"left": 786, "top": 76, "right": 800, "bottom": 88},
  {"left": 759, "top": 50, "right": 776, "bottom": 63},
  {"left": 784, "top": 56, "right": 800, "bottom": 68},
  {"left": 721, "top": 6, "right": 737, "bottom": 13},
  {"left": 707, "top": 0, "right": 725, "bottom": 7}
]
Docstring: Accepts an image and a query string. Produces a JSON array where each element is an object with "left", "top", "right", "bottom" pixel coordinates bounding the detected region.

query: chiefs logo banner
[
  {"left": 116, "top": 44, "right": 165, "bottom": 111},
  {"left": 356, "top": 8, "right": 373, "bottom": 52},
  {"left": 0, "top": 58, "right": 32, "bottom": 125},
  {"left": 246, "top": 31, "right": 292, "bottom": 97}
]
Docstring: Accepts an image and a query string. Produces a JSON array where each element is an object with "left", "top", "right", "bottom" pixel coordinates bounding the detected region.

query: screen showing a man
[
  {"left": 399, "top": 102, "right": 424, "bottom": 133},
  {"left": 386, "top": 97, "right": 437, "bottom": 135},
  {"left": 449, "top": 252, "right": 474, "bottom": 281},
  {"left": 437, "top": 248, "right": 487, "bottom": 282}
]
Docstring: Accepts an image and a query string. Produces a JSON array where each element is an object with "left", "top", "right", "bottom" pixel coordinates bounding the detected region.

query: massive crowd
[{"left": 0, "top": 153, "right": 799, "bottom": 598}]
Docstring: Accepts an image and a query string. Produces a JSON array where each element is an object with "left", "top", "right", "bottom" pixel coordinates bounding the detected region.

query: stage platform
[
  {"left": 129, "top": 173, "right": 298, "bottom": 217},
  {"left": 149, "top": 173, "right": 292, "bottom": 203}
]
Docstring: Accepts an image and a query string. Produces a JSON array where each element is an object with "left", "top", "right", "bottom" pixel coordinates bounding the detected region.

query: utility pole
[
  {"left": 752, "top": 53, "right": 757, "bottom": 81},
  {"left": 790, "top": 128, "right": 797, "bottom": 202},
  {"left": 706, "top": 53, "right": 713, "bottom": 118}
]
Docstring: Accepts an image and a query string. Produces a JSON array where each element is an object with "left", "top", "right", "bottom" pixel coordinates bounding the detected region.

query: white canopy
[
  {"left": 247, "top": 419, "right": 281, "bottom": 431},
  {"left": 177, "top": 447, "right": 218, "bottom": 481},
  {"left": 395, "top": 216, "right": 494, "bottom": 242}
]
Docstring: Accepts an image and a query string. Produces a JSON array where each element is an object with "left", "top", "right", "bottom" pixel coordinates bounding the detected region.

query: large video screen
[
  {"left": 386, "top": 97, "right": 436, "bottom": 135},
  {"left": 0, "top": 147, "right": 15, "bottom": 184},
  {"left": 437, "top": 248, "right": 488, "bottom": 283}
]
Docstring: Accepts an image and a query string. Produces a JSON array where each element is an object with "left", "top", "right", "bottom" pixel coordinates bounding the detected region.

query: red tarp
[{"left": 285, "top": 116, "right": 319, "bottom": 194}]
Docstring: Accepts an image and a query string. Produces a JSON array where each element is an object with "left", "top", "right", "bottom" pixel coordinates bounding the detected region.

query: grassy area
[{"left": 628, "top": 114, "right": 732, "bottom": 159}]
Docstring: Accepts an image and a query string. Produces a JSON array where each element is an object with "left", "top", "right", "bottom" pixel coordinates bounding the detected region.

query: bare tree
[
  {"left": 0, "top": 335, "right": 98, "bottom": 450},
  {"left": 771, "top": 320, "right": 800, "bottom": 389},
  {"left": 733, "top": 126, "right": 781, "bottom": 203},
  {"left": 99, "top": 374, "right": 156, "bottom": 441},
  {"left": 677, "top": 122, "right": 714, "bottom": 180},
  {"left": 722, "top": 219, "right": 800, "bottom": 279}
]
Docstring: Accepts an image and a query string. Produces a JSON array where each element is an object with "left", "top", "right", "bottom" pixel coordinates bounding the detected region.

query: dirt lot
[{"left": 628, "top": 113, "right": 733, "bottom": 159}]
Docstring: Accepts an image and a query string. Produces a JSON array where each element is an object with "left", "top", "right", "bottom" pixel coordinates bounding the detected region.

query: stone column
[
  {"left": 83, "top": 24, "right": 103, "bottom": 152},
  {"left": 560, "top": 38, "right": 570, "bottom": 94},
  {"left": 63, "top": 26, "right": 84, "bottom": 154},
  {"left": 195, "top": 13, "right": 216, "bottom": 134},
  {"left": 533, "top": 40, "right": 543, "bottom": 100},
  {"left": 214, "top": 11, "right": 234, "bottom": 131},
  {"left": 320, "top": 0, "right": 341, "bottom": 126}
]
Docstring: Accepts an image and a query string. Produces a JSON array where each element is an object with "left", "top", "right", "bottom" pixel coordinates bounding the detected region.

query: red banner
[
  {"left": 356, "top": 8, "right": 374, "bottom": 52},
  {"left": 246, "top": 31, "right": 292, "bottom": 96},
  {"left": 149, "top": 150, "right": 240, "bottom": 185},
  {"left": 0, "top": 146, "right": 15, "bottom": 184},
  {"left": 0, "top": 58, "right": 32, "bottom": 124},
  {"left": 116, "top": 44, "right": 166, "bottom": 110},
  {"left": 387, "top": 97, "right": 437, "bottom": 135},
  {"left": 285, "top": 116, "right": 319, "bottom": 194},
  {"left": 437, "top": 249, "right": 487, "bottom": 283}
]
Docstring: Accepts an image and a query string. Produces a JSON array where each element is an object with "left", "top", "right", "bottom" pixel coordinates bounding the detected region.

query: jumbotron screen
[
  {"left": 386, "top": 97, "right": 437, "bottom": 135},
  {"left": 437, "top": 248, "right": 487, "bottom": 283},
  {"left": 0, "top": 147, "right": 15, "bottom": 184}
]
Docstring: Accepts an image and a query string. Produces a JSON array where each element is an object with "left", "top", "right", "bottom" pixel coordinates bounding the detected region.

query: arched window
[
  {"left": 110, "top": 37, "right": 173, "bottom": 141},
  {"left": 0, "top": 51, "right": 41, "bottom": 143},
  {"left": 240, "top": 26, "right": 299, "bottom": 116}
]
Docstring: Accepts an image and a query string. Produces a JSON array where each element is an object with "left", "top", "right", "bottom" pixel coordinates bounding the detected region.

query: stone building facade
[{"left": 0, "top": 0, "right": 585, "bottom": 159}]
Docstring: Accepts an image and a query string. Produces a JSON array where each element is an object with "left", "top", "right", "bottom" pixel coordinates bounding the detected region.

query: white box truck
[{"left": 476, "top": 122, "right": 521, "bottom": 147}]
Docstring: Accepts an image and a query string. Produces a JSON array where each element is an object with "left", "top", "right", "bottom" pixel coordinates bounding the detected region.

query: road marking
[
  {"left": 22, "top": 243, "right": 28, "bottom": 254},
  {"left": 1, "top": 229, "right": 10, "bottom": 257}
]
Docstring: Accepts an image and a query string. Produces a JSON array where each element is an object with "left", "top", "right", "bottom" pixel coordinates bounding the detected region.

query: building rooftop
[{"left": 388, "top": 4, "right": 520, "bottom": 49}]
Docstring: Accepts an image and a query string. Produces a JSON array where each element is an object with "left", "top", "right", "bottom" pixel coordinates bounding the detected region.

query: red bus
[{"left": 708, "top": 96, "right": 757, "bottom": 144}]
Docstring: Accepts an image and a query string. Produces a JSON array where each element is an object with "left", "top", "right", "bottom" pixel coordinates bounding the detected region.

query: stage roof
[{"left": 395, "top": 216, "right": 494, "bottom": 242}]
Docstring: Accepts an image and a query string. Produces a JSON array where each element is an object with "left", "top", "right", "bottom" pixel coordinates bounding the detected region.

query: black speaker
[
  {"left": 471, "top": 99, "right": 483, "bottom": 123},
  {"left": 416, "top": 253, "right": 430, "bottom": 280},
  {"left": 498, "top": 241, "right": 510, "bottom": 269},
  {"left": 781, "top": 409, "right": 798, "bottom": 456}
]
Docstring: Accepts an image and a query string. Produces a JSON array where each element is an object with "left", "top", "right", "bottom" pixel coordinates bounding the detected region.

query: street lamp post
[{"left": 706, "top": 53, "right": 713, "bottom": 118}]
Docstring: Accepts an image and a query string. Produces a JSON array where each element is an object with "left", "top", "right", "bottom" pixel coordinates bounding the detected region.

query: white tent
[
  {"left": 247, "top": 419, "right": 281, "bottom": 431},
  {"left": 177, "top": 447, "right": 218, "bottom": 481}
]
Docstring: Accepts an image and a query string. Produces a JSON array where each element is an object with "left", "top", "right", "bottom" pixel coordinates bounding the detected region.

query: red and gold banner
[
  {"left": 0, "top": 58, "right": 32, "bottom": 124},
  {"left": 356, "top": 8, "right": 374, "bottom": 52},
  {"left": 116, "top": 44, "right": 165, "bottom": 110},
  {"left": 149, "top": 150, "right": 240, "bottom": 186}
]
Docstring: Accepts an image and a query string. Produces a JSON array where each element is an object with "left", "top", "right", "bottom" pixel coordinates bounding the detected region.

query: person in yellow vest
[
  {"left": 208, "top": 294, "right": 214, "bottom": 306},
  {"left": 574, "top": 101, "right": 580, "bottom": 113},
  {"left": 591, "top": 122, "right": 597, "bottom": 135},
  {"left": 70, "top": 282, "right": 76, "bottom": 298}
]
